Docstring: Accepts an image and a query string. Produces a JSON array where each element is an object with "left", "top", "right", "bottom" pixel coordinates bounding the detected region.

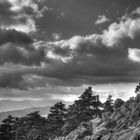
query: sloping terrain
[{"left": 55, "top": 95, "right": 140, "bottom": 140}]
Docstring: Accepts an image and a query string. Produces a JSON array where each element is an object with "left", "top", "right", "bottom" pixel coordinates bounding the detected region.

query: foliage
[
  {"left": 15, "top": 111, "right": 47, "bottom": 140},
  {"left": 135, "top": 83, "right": 140, "bottom": 93},
  {"left": 0, "top": 115, "right": 17, "bottom": 140},
  {"left": 103, "top": 95, "right": 114, "bottom": 113},
  {"left": 0, "top": 112, "right": 48, "bottom": 140},
  {"left": 47, "top": 102, "right": 67, "bottom": 138},
  {"left": 62, "top": 87, "right": 102, "bottom": 135}
]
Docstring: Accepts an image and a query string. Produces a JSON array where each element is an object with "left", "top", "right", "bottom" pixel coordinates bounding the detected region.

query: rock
[
  {"left": 90, "top": 117, "right": 102, "bottom": 131},
  {"left": 64, "top": 122, "right": 92, "bottom": 140},
  {"left": 91, "top": 127, "right": 110, "bottom": 140},
  {"left": 135, "top": 94, "right": 140, "bottom": 102},
  {"left": 103, "top": 120, "right": 116, "bottom": 129},
  {"left": 114, "top": 98, "right": 124, "bottom": 110},
  {"left": 102, "top": 112, "right": 112, "bottom": 122},
  {"left": 83, "top": 136, "right": 91, "bottom": 140},
  {"left": 130, "top": 132, "right": 140, "bottom": 140},
  {"left": 113, "top": 127, "right": 140, "bottom": 140},
  {"left": 111, "top": 105, "right": 131, "bottom": 122},
  {"left": 131, "top": 103, "right": 140, "bottom": 122},
  {"left": 111, "top": 109, "right": 124, "bottom": 121},
  {"left": 101, "top": 134, "right": 113, "bottom": 140}
]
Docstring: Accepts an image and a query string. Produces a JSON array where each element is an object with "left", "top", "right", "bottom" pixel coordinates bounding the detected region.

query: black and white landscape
[{"left": 0, "top": 0, "right": 140, "bottom": 139}]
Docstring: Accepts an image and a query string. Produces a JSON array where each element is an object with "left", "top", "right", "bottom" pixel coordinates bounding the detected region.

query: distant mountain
[{"left": 0, "top": 106, "right": 50, "bottom": 123}]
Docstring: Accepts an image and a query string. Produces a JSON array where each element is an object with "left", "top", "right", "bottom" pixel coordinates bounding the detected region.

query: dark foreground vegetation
[{"left": 0, "top": 84, "right": 140, "bottom": 140}]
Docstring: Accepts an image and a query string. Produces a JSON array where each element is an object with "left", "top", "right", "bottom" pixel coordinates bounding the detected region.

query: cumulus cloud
[
  {"left": 95, "top": 15, "right": 109, "bottom": 25},
  {"left": 132, "top": 7, "right": 140, "bottom": 15},
  {"left": 52, "top": 33, "right": 62, "bottom": 41},
  {"left": 0, "top": 0, "right": 46, "bottom": 33},
  {"left": 2, "top": 18, "right": 36, "bottom": 34},
  {"left": 128, "top": 48, "right": 140, "bottom": 62},
  {"left": 102, "top": 17, "right": 140, "bottom": 47}
]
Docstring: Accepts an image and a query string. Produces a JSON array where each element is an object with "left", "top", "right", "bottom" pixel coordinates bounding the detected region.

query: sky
[{"left": 0, "top": 0, "right": 139, "bottom": 111}]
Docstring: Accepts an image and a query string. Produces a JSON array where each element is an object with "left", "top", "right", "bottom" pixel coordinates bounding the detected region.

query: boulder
[
  {"left": 83, "top": 136, "right": 91, "bottom": 140},
  {"left": 64, "top": 122, "right": 92, "bottom": 140},
  {"left": 90, "top": 117, "right": 102, "bottom": 131},
  {"left": 113, "top": 127, "right": 140, "bottom": 140},
  {"left": 111, "top": 105, "right": 131, "bottom": 122},
  {"left": 114, "top": 98, "right": 124, "bottom": 110},
  {"left": 91, "top": 127, "right": 110, "bottom": 140},
  {"left": 102, "top": 112, "right": 112, "bottom": 122},
  {"left": 103, "top": 120, "right": 116, "bottom": 129}
]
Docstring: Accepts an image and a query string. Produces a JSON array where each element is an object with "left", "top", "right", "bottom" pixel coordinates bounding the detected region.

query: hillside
[
  {"left": 1, "top": 87, "right": 140, "bottom": 140},
  {"left": 55, "top": 95, "right": 140, "bottom": 140},
  {"left": 0, "top": 106, "right": 50, "bottom": 123}
]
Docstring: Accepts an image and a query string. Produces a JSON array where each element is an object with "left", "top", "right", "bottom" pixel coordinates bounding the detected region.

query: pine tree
[
  {"left": 78, "top": 86, "right": 101, "bottom": 120},
  {"left": 0, "top": 115, "right": 17, "bottom": 140},
  {"left": 47, "top": 102, "right": 67, "bottom": 138},
  {"left": 135, "top": 83, "right": 140, "bottom": 93},
  {"left": 63, "top": 87, "right": 101, "bottom": 135},
  {"left": 13, "top": 111, "right": 46, "bottom": 140},
  {"left": 104, "top": 95, "right": 114, "bottom": 113}
]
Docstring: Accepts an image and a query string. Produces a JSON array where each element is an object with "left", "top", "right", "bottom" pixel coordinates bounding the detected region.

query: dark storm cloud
[
  {"left": 0, "top": 43, "right": 45, "bottom": 66},
  {"left": 0, "top": 0, "right": 11, "bottom": 15},
  {"left": 0, "top": 29, "right": 33, "bottom": 45},
  {"left": 0, "top": 71, "right": 27, "bottom": 90},
  {"left": 0, "top": 0, "right": 14, "bottom": 24},
  {"left": 0, "top": 28, "right": 45, "bottom": 66}
]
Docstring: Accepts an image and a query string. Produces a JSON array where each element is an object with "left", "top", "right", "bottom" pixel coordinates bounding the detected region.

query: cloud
[
  {"left": 0, "top": 0, "right": 46, "bottom": 33},
  {"left": 102, "top": 17, "right": 140, "bottom": 47},
  {"left": 2, "top": 18, "right": 36, "bottom": 34},
  {"left": 0, "top": 71, "right": 27, "bottom": 89},
  {"left": 0, "top": 0, "right": 14, "bottom": 23},
  {"left": 132, "top": 7, "right": 140, "bottom": 15},
  {"left": 1, "top": 0, "right": 140, "bottom": 112},
  {"left": 0, "top": 29, "right": 33, "bottom": 45},
  {"left": 0, "top": 97, "right": 43, "bottom": 102},
  {"left": 0, "top": 29, "right": 45, "bottom": 66},
  {"left": 52, "top": 94, "right": 79, "bottom": 102},
  {"left": 128, "top": 48, "right": 140, "bottom": 62},
  {"left": 95, "top": 15, "right": 109, "bottom": 25},
  {"left": 52, "top": 33, "right": 62, "bottom": 41},
  {"left": 1, "top": 5, "right": 140, "bottom": 90},
  {"left": 30, "top": 10, "right": 140, "bottom": 87},
  {"left": 0, "top": 43, "right": 45, "bottom": 66}
]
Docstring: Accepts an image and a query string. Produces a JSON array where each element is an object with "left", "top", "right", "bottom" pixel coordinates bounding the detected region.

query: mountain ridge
[{"left": 0, "top": 106, "right": 50, "bottom": 123}]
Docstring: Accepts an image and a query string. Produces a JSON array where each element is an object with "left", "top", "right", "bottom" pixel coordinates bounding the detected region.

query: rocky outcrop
[
  {"left": 114, "top": 98, "right": 124, "bottom": 110},
  {"left": 54, "top": 95, "right": 140, "bottom": 140}
]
